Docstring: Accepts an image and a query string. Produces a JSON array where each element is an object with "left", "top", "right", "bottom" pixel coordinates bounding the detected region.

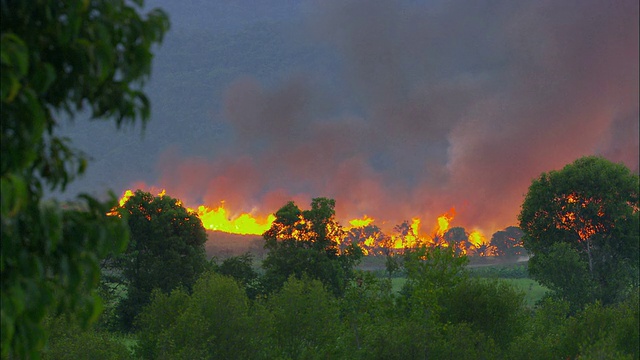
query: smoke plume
[{"left": 150, "top": 0, "right": 638, "bottom": 233}]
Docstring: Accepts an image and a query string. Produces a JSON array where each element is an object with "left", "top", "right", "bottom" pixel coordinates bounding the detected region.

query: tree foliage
[
  {"left": 41, "top": 315, "right": 132, "bottom": 360},
  {"left": 261, "top": 198, "right": 363, "bottom": 296},
  {"left": 136, "top": 272, "right": 267, "bottom": 359},
  {"left": 490, "top": 226, "right": 524, "bottom": 258},
  {"left": 519, "top": 156, "right": 639, "bottom": 306},
  {"left": 212, "top": 252, "right": 262, "bottom": 298},
  {"left": 268, "top": 276, "right": 344, "bottom": 359},
  {"left": 1, "top": 1, "right": 168, "bottom": 357},
  {"left": 131, "top": 243, "right": 637, "bottom": 359},
  {"left": 115, "top": 190, "right": 208, "bottom": 330}
]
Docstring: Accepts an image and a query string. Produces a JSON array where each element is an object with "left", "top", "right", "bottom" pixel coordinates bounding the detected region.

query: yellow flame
[
  {"left": 435, "top": 208, "right": 456, "bottom": 237},
  {"left": 364, "top": 235, "right": 376, "bottom": 247},
  {"left": 468, "top": 230, "right": 487, "bottom": 247},
  {"left": 349, "top": 215, "right": 374, "bottom": 228},
  {"left": 116, "top": 190, "right": 498, "bottom": 255},
  {"left": 192, "top": 205, "right": 276, "bottom": 235},
  {"left": 118, "top": 189, "right": 135, "bottom": 207},
  {"left": 116, "top": 189, "right": 275, "bottom": 236}
]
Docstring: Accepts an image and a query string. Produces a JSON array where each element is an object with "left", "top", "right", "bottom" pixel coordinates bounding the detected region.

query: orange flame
[
  {"left": 468, "top": 230, "right": 488, "bottom": 247},
  {"left": 435, "top": 208, "right": 456, "bottom": 238},
  {"left": 557, "top": 193, "right": 603, "bottom": 241},
  {"left": 116, "top": 189, "right": 496, "bottom": 256},
  {"left": 116, "top": 189, "right": 275, "bottom": 236},
  {"left": 190, "top": 204, "right": 276, "bottom": 235}
]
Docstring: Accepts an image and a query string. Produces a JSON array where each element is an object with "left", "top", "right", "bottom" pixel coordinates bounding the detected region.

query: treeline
[
  {"left": 42, "top": 249, "right": 638, "bottom": 359},
  {"left": 37, "top": 191, "right": 638, "bottom": 359},
  {"left": 341, "top": 223, "right": 525, "bottom": 258}
]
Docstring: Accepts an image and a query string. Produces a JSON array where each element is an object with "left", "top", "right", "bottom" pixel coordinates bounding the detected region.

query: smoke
[{"left": 152, "top": 0, "right": 638, "bottom": 233}]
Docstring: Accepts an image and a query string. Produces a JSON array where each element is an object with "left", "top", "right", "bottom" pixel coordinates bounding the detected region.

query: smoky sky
[{"left": 78, "top": 0, "right": 639, "bottom": 234}]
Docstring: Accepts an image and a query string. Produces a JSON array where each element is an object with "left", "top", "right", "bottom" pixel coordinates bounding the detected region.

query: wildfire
[
  {"left": 468, "top": 230, "right": 488, "bottom": 247},
  {"left": 435, "top": 208, "right": 455, "bottom": 237},
  {"left": 190, "top": 204, "right": 276, "bottom": 235},
  {"left": 115, "top": 189, "right": 496, "bottom": 256},
  {"left": 116, "top": 189, "right": 276, "bottom": 236},
  {"left": 118, "top": 189, "right": 135, "bottom": 207},
  {"left": 556, "top": 192, "right": 604, "bottom": 241},
  {"left": 349, "top": 215, "right": 374, "bottom": 228}
]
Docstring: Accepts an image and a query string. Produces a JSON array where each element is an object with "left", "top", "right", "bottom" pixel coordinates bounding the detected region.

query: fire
[
  {"left": 435, "top": 208, "right": 456, "bottom": 237},
  {"left": 116, "top": 189, "right": 275, "bottom": 236},
  {"left": 118, "top": 189, "right": 135, "bottom": 207},
  {"left": 468, "top": 230, "right": 487, "bottom": 247},
  {"left": 349, "top": 215, "right": 374, "bottom": 228},
  {"left": 404, "top": 218, "right": 421, "bottom": 247},
  {"left": 191, "top": 204, "right": 276, "bottom": 235},
  {"left": 556, "top": 192, "right": 604, "bottom": 241},
  {"left": 116, "top": 189, "right": 496, "bottom": 256}
]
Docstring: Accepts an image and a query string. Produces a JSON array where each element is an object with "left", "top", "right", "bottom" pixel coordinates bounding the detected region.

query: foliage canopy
[
  {"left": 0, "top": 0, "right": 168, "bottom": 356},
  {"left": 115, "top": 190, "right": 208, "bottom": 330},
  {"left": 519, "top": 156, "right": 639, "bottom": 306},
  {"left": 261, "top": 198, "right": 363, "bottom": 296}
]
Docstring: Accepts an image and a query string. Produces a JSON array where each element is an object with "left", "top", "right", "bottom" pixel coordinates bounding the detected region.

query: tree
[
  {"left": 212, "top": 252, "right": 262, "bottom": 298},
  {"left": 441, "top": 278, "right": 527, "bottom": 349},
  {"left": 490, "top": 226, "right": 525, "bottom": 258},
  {"left": 115, "top": 190, "right": 208, "bottom": 330},
  {"left": 443, "top": 227, "right": 471, "bottom": 255},
  {"left": 519, "top": 156, "right": 639, "bottom": 306},
  {"left": 261, "top": 198, "right": 363, "bottom": 296},
  {"left": 1, "top": 1, "right": 168, "bottom": 357},
  {"left": 41, "top": 315, "right": 132, "bottom": 360},
  {"left": 344, "top": 224, "right": 387, "bottom": 255},
  {"left": 136, "top": 273, "right": 267, "bottom": 360},
  {"left": 268, "top": 276, "right": 343, "bottom": 359}
]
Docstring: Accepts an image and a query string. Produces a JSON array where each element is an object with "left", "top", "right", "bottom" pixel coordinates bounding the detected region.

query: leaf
[{"left": 0, "top": 174, "right": 27, "bottom": 216}]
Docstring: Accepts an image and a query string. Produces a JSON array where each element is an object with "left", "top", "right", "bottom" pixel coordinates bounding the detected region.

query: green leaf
[{"left": 0, "top": 174, "right": 27, "bottom": 216}]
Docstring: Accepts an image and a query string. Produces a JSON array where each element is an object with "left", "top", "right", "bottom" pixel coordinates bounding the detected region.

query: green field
[{"left": 500, "top": 278, "right": 548, "bottom": 307}]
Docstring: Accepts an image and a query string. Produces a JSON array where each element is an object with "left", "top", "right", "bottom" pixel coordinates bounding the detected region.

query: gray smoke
[{"left": 146, "top": 0, "right": 638, "bottom": 233}]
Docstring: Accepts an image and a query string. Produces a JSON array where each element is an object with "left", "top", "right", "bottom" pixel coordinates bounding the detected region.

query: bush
[
  {"left": 41, "top": 316, "right": 132, "bottom": 360},
  {"left": 136, "top": 272, "right": 270, "bottom": 359}
]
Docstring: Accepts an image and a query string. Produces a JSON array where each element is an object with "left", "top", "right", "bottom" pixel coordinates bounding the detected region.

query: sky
[{"left": 63, "top": 0, "right": 639, "bottom": 235}]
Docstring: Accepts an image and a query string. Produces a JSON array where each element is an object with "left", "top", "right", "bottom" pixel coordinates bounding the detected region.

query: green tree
[
  {"left": 136, "top": 272, "right": 268, "bottom": 360},
  {"left": 339, "top": 271, "right": 395, "bottom": 357},
  {"left": 1, "top": 1, "right": 168, "bottom": 357},
  {"left": 510, "top": 292, "right": 639, "bottom": 359},
  {"left": 116, "top": 190, "right": 208, "bottom": 330},
  {"left": 134, "top": 287, "right": 190, "bottom": 360},
  {"left": 41, "top": 315, "right": 132, "bottom": 360},
  {"left": 212, "top": 252, "right": 262, "bottom": 298},
  {"left": 519, "top": 156, "right": 639, "bottom": 306},
  {"left": 261, "top": 198, "right": 363, "bottom": 296},
  {"left": 442, "top": 278, "right": 527, "bottom": 349},
  {"left": 268, "top": 276, "right": 344, "bottom": 359}
]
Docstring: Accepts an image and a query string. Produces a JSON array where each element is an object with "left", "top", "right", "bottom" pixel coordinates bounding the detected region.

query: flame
[
  {"left": 393, "top": 237, "right": 404, "bottom": 249},
  {"left": 116, "top": 189, "right": 275, "bottom": 236},
  {"left": 468, "top": 230, "right": 488, "bottom": 247},
  {"left": 115, "top": 189, "right": 499, "bottom": 256},
  {"left": 556, "top": 193, "right": 604, "bottom": 241},
  {"left": 349, "top": 215, "right": 374, "bottom": 228},
  {"left": 190, "top": 204, "right": 276, "bottom": 235},
  {"left": 364, "top": 235, "right": 376, "bottom": 247},
  {"left": 118, "top": 189, "right": 135, "bottom": 207},
  {"left": 435, "top": 208, "right": 455, "bottom": 237}
]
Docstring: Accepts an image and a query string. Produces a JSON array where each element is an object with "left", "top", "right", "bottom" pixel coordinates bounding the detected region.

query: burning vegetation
[{"left": 115, "top": 189, "right": 523, "bottom": 257}]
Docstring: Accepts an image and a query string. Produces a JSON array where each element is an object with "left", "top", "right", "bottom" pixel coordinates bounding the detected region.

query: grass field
[{"left": 500, "top": 278, "right": 548, "bottom": 307}]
